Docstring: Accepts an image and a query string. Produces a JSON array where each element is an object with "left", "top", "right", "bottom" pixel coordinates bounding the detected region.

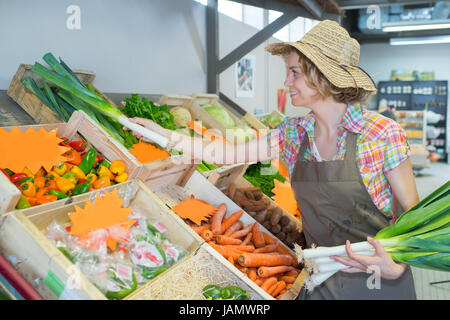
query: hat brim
[{"left": 265, "top": 42, "right": 377, "bottom": 92}]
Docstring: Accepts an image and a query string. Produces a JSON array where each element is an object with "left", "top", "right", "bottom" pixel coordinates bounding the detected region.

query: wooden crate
[
  {"left": 7, "top": 64, "right": 96, "bottom": 124},
  {"left": 256, "top": 110, "right": 286, "bottom": 129},
  {"left": 145, "top": 170, "right": 306, "bottom": 300},
  {"left": 0, "top": 110, "right": 143, "bottom": 214},
  {"left": 0, "top": 179, "right": 203, "bottom": 300},
  {"left": 202, "top": 163, "right": 250, "bottom": 190}
]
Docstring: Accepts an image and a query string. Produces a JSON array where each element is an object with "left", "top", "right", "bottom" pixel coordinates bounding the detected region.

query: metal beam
[
  {"left": 337, "top": 0, "right": 437, "bottom": 10},
  {"left": 296, "top": 0, "right": 323, "bottom": 19},
  {"left": 206, "top": 0, "right": 219, "bottom": 94},
  {"left": 228, "top": 0, "right": 316, "bottom": 17},
  {"left": 217, "top": 11, "right": 298, "bottom": 74}
]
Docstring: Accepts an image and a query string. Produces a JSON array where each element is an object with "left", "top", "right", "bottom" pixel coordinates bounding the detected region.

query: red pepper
[
  {"left": 77, "top": 178, "right": 90, "bottom": 184},
  {"left": 96, "top": 155, "right": 105, "bottom": 163},
  {"left": 69, "top": 141, "right": 87, "bottom": 152},
  {"left": 10, "top": 173, "right": 28, "bottom": 184},
  {"left": 65, "top": 226, "right": 72, "bottom": 232},
  {"left": 59, "top": 137, "right": 70, "bottom": 146},
  {"left": 1, "top": 169, "right": 9, "bottom": 178}
]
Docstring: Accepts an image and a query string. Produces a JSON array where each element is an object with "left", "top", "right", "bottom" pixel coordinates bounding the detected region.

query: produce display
[
  {"left": 202, "top": 284, "right": 250, "bottom": 300},
  {"left": 222, "top": 184, "right": 305, "bottom": 249},
  {"left": 296, "top": 181, "right": 450, "bottom": 291},
  {"left": 45, "top": 205, "right": 188, "bottom": 299},
  {"left": 259, "top": 112, "right": 285, "bottom": 129},
  {"left": 243, "top": 162, "right": 286, "bottom": 198},
  {"left": 184, "top": 201, "right": 302, "bottom": 299},
  {"left": 2, "top": 137, "right": 128, "bottom": 209}
]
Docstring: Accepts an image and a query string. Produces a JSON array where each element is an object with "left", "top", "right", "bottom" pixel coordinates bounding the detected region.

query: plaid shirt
[{"left": 268, "top": 104, "right": 410, "bottom": 218}]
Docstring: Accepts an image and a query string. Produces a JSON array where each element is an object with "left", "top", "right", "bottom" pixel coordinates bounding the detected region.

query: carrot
[
  {"left": 266, "top": 282, "right": 278, "bottom": 295},
  {"left": 276, "top": 289, "right": 287, "bottom": 300},
  {"left": 242, "top": 232, "right": 253, "bottom": 245},
  {"left": 200, "top": 229, "right": 213, "bottom": 241},
  {"left": 224, "top": 221, "right": 244, "bottom": 236},
  {"left": 286, "top": 284, "right": 293, "bottom": 290},
  {"left": 262, "top": 232, "right": 278, "bottom": 245},
  {"left": 190, "top": 225, "right": 209, "bottom": 234},
  {"left": 248, "top": 268, "right": 257, "bottom": 281},
  {"left": 276, "top": 243, "right": 297, "bottom": 261},
  {"left": 255, "top": 279, "right": 264, "bottom": 286},
  {"left": 227, "top": 256, "right": 234, "bottom": 265},
  {"left": 257, "top": 266, "right": 296, "bottom": 278},
  {"left": 230, "top": 224, "right": 253, "bottom": 239},
  {"left": 237, "top": 266, "right": 249, "bottom": 274},
  {"left": 238, "top": 252, "right": 296, "bottom": 267},
  {"left": 216, "top": 235, "right": 242, "bottom": 245},
  {"left": 254, "top": 244, "right": 278, "bottom": 253},
  {"left": 261, "top": 277, "right": 278, "bottom": 291},
  {"left": 209, "top": 244, "right": 242, "bottom": 261},
  {"left": 251, "top": 223, "right": 265, "bottom": 248},
  {"left": 222, "top": 245, "right": 255, "bottom": 252},
  {"left": 221, "top": 210, "right": 244, "bottom": 234},
  {"left": 280, "top": 276, "right": 296, "bottom": 284},
  {"left": 285, "top": 270, "right": 300, "bottom": 278},
  {"left": 210, "top": 204, "right": 227, "bottom": 235},
  {"left": 271, "top": 281, "right": 286, "bottom": 297}
]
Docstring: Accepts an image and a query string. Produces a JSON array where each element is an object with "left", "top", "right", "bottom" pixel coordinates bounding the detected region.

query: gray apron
[{"left": 292, "top": 130, "right": 416, "bottom": 300}]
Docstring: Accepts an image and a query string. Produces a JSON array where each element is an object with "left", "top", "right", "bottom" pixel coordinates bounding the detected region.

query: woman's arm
[
  {"left": 125, "top": 117, "right": 278, "bottom": 165},
  {"left": 385, "top": 157, "right": 420, "bottom": 212}
]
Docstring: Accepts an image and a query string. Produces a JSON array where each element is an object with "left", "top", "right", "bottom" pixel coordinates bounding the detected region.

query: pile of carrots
[{"left": 190, "top": 203, "right": 301, "bottom": 300}]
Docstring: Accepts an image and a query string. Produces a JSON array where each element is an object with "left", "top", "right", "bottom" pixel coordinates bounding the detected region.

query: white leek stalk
[{"left": 118, "top": 116, "right": 169, "bottom": 148}]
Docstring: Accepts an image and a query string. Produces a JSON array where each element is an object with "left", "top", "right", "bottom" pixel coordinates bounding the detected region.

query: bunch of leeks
[
  {"left": 294, "top": 181, "right": 450, "bottom": 291},
  {"left": 25, "top": 53, "right": 169, "bottom": 149}
]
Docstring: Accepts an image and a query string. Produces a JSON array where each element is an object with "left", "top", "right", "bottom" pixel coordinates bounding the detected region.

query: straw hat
[{"left": 265, "top": 20, "right": 377, "bottom": 92}]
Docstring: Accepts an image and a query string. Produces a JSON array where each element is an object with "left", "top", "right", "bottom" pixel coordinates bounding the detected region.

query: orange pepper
[
  {"left": 93, "top": 176, "right": 111, "bottom": 189},
  {"left": 25, "top": 196, "right": 38, "bottom": 206},
  {"left": 63, "top": 149, "right": 82, "bottom": 165},
  {"left": 37, "top": 195, "right": 58, "bottom": 204},
  {"left": 35, "top": 176, "right": 46, "bottom": 189},
  {"left": 45, "top": 180, "right": 58, "bottom": 191},
  {"left": 65, "top": 163, "right": 75, "bottom": 171},
  {"left": 36, "top": 187, "right": 49, "bottom": 199}
]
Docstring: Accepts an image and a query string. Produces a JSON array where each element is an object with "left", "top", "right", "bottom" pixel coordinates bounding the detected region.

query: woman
[{"left": 127, "top": 20, "right": 419, "bottom": 300}]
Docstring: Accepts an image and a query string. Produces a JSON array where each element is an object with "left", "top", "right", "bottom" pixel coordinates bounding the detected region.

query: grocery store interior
[{"left": 0, "top": 0, "right": 449, "bottom": 301}]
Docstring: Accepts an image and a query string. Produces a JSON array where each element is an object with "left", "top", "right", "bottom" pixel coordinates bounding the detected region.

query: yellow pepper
[
  {"left": 22, "top": 167, "right": 34, "bottom": 178},
  {"left": 56, "top": 177, "right": 75, "bottom": 194},
  {"left": 97, "top": 165, "right": 114, "bottom": 180},
  {"left": 115, "top": 172, "right": 128, "bottom": 183},
  {"left": 110, "top": 160, "right": 126, "bottom": 175},
  {"left": 86, "top": 173, "right": 97, "bottom": 183},
  {"left": 19, "top": 181, "right": 36, "bottom": 197},
  {"left": 62, "top": 172, "right": 78, "bottom": 185},
  {"left": 46, "top": 171, "right": 61, "bottom": 182},
  {"left": 69, "top": 166, "right": 86, "bottom": 180},
  {"left": 93, "top": 176, "right": 111, "bottom": 189},
  {"left": 53, "top": 163, "right": 67, "bottom": 176}
]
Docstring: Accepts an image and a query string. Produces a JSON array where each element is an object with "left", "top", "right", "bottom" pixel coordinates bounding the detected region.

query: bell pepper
[
  {"left": 16, "top": 176, "right": 34, "bottom": 186},
  {"left": 97, "top": 165, "right": 114, "bottom": 180},
  {"left": 45, "top": 180, "right": 57, "bottom": 191},
  {"left": 22, "top": 167, "right": 34, "bottom": 178},
  {"left": 73, "top": 182, "right": 91, "bottom": 196},
  {"left": 98, "top": 160, "right": 110, "bottom": 169},
  {"left": 15, "top": 195, "right": 31, "bottom": 209},
  {"left": 86, "top": 173, "right": 97, "bottom": 183},
  {"left": 54, "top": 163, "right": 67, "bottom": 176},
  {"left": 46, "top": 171, "right": 60, "bottom": 182},
  {"left": 37, "top": 195, "right": 58, "bottom": 205},
  {"left": 69, "top": 141, "right": 87, "bottom": 152},
  {"left": 3, "top": 168, "right": 14, "bottom": 176},
  {"left": 34, "top": 167, "right": 46, "bottom": 178},
  {"left": 79, "top": 149, "right": 97, "bottom": 175},
  {"left": 47, "top": 189, "right": 70, "bottom": 200},
  {"left": 93, "top": 176, "right": 111, "bottom": 189},
  {"left": 56, "top": 177, "right": 76, "bottom": 193},
  {"left": 34, "top": 176, "right": 46, "bottom": 189},
  {"left": 110, "top": 160, "right": 126, "bottom": 175},
  {"left": 89, "top": 168, "right": 97, "bottom": 174},
  {"left": 20, "top": 181, "right": 36, "bottom": 197},
  {"left": 63, "top": 149, "right": 82, "bottom": 165},
  {"left": 115, "top": 172, "right": 128, "bottom": 183},
  {"left": 36, "top": 187, "right": 50, "bottom": 199},
  {"left": 62, "top": 172, "right": 78, "bottom": 185},
  {"left": 25, "top": 196, "right": 38, "bottom": 206},
  {"left": 59, "top": 137, "right": 70, "bottom": 146},
  {"left": 1, "top": 168, "right": 12, "bottom": 177},
  {"left": 96, "top": 154, "right": 105, "bottom": 163},
  {"left": 69, "top": 166, "right": 86, "bottom": 180},
  {"left": 10, "top": 173, "right": 28, "bottom": 184}
]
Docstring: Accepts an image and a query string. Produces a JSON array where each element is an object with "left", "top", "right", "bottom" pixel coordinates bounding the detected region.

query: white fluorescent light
[
  {"left": 390, "top": 35, "right": 450, "bottom": 46},
  {"left": 383, "top": 19, "right": 450, "bottom": 32}
]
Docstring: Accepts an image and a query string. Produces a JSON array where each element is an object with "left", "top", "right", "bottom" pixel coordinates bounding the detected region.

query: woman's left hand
[{"left": 331, "top": 237, "right": 406, "bottom": 280}]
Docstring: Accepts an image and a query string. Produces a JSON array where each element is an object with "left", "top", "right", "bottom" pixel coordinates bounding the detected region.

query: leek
[{"left": 295, "top": 181, "right": 450, "bottom": 292}]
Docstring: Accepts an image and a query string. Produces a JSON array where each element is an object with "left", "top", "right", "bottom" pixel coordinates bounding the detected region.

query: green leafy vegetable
[{"left": 244, "top": 162, "right": 286, "bottom": 198}]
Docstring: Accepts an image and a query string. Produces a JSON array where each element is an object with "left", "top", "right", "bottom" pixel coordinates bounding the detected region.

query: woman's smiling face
[{"left": 284, "top": 50, "right": 319, "bottom": 108}]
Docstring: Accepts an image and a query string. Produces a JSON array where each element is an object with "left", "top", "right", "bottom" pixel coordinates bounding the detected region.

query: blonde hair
[{"left": 293, "top": 49, "right": 375, "bottom": 105}]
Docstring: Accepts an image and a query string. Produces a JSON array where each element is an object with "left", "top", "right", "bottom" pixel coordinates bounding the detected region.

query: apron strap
[
  {"left": 297, "top": 129, "right": 309, "bottom": 162},
  {"left": 344, "top": 130, "right": 358, "bottom": 162}
]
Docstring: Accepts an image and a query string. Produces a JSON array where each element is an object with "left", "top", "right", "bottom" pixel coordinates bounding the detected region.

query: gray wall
[{"left": 0, "top": 0, "right": 207, "bottom": 94}]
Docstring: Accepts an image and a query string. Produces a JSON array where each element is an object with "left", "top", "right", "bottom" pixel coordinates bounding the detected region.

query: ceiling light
[
  {"left": 383, "top": 19, "right": 450, "bottom": 32},
  {"left": 390, "top": 35, "right": 450, "bottom": 46}
]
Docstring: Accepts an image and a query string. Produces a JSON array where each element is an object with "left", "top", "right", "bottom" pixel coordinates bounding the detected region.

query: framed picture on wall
[{"left": 235, "top": 56, "right": 255, "bottom": 98}]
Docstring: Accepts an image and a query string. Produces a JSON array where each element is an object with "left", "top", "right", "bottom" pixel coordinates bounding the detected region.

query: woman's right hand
[{"left": 123, "top": 117, "right": 170, "bottom": 142}]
